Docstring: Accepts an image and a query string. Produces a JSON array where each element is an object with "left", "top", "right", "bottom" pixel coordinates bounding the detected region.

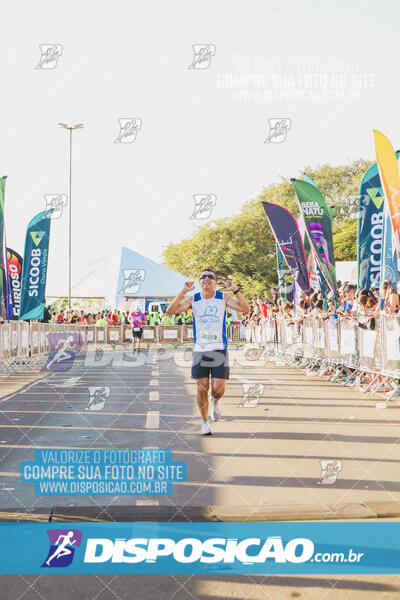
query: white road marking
[
  {"left": 149, "top": 391, "right": 159, "bottom": 402},
  {"left": 150, "top": 379, "right": 159, "bottom": 386},
  {"left": 145, "top": 411, "right": 160, "bottom": 429}
]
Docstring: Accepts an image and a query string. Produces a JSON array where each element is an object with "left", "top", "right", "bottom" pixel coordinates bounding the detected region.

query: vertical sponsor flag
[
  {"left": 6, "top": 248, "right": 23, "bottom": 320},
  {"left": 303, "top": 173, "right": 330, "bottom": 305},
  {"left": 374, "top": 130, "right": 400, "bottom": 257},
  {"left": 292, "top": 178, "right": 337, "bottom": 293},
  {"left": 297, "top": 214, "right": 318, "bottom": 290},
  {"left": 20, "top": 209, "right": 53, "bottom": 321},
  {"left": 380, "top": 201, "right": 398, "bottom": 286},
  {"left": 356, "top": 155, "right": 399, "bottom": 289},
  {"left": 276, "top": 243, "right": 294, "bottom": 302},
  {"left": 0, "top": 177, "right": 7, "bottom": 317},
  {"left": 3, "top": 241, "right": 13, "bottom": 319},
  {"left": 276, "top": 242, "right": 285, "bottom": 303},
  {"left": 262, "top": 202, "right": 311, "bottom": 294}
]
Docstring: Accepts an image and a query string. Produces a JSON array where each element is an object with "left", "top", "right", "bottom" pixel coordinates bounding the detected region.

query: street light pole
[{"left": 58, "top": 123, "right": 84, "bottom": 311}]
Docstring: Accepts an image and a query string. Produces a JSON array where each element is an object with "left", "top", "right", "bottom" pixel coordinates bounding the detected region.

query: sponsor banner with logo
[
  {"left": 357, "top": 155, "right": 399, "bottom": 289},
  {"left": 292, "top": 178, "right": 337, "bottom": 293},
  {"left": 20, "top": 209, "right": 53, "bottom": 321},
  {"left": 0, "top": 177, "right": 6, "bottom": 316},
  {"left": 6, "top": 248, "right": 23, "bottom": 320},
  {"left": 297, "top": 213, "right": 319, "bottom": 293},
  {"left": 380, "top": 200, "right": 398, "bottom": 287},
  {"left": 1, "top": 522, "right": 400, "bottom": 574},
  {"left": 276, "top": 243, "right": 293, "bottom": 302},
  {"left": 374, "top": 130, "right": 400, "bottom": 256},
  {"left": 3, "top": 239, "right": 13, "bottom": 319},
  {"left": 262, "top": 202, "right": 311, "bottom": 294},
  {"left": 302, "top": 174, "right": 330, "bottom": 303}
]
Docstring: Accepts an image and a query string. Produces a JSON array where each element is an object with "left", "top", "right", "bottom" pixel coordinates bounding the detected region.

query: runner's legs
[
  {"left": 196, "top": 377, "right": 211, "bottom": 420},
  {"left": 211, "top": 377, "right": 226, "bottom": 404}
]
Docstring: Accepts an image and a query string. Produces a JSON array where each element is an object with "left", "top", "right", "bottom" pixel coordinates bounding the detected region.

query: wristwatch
[{"left": 233, "top": 288, "right": 241, "bottom": 295}]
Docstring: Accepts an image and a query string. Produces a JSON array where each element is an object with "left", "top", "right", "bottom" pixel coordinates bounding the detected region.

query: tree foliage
[
  {"left": 332, "top": 218, "right": 358, "bottom": 261},
  {"left": 162, "top": 158, "right": 372, "bottom": 297}
]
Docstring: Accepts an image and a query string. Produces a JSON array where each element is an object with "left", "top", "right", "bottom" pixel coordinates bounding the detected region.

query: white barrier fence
[
  {"left": 244, "top": 315, "right": 400, "bottom": 397},
  {"left": 0, "top": 323, "right": 241, "bottom": 373}
]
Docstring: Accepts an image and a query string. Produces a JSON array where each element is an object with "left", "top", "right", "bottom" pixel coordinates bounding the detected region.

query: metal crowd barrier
[
  {"left": 0, "top": 323, "right": 239, "bottom": 375},
  {"left": 242, "top": 315, "right": 400, "bottom": 397}
]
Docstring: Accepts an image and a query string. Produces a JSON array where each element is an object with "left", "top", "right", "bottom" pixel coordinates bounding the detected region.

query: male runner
[{"left": 167, "top": 269, "right": 249, "bottom": 435}]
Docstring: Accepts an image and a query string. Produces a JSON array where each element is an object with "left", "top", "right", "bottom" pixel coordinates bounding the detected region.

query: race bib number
[
  {"left": 133, "top": 327, "right": 141, "bottom": 332},
  {"left": 199, "top": 331, "right": 218, "bottom": 344}
]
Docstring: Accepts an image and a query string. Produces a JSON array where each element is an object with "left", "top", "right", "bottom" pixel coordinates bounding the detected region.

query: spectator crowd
[
  {"left": 242, "top": 279, "right": 400, "bottom": 331},
  {"left": 41, "top": 308, "right": 194, "bottom": 326},
  {"left": 39, "top": 306, "right": 238, "bottom": 328}
]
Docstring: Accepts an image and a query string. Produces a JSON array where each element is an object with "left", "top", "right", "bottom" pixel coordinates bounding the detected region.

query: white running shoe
[
  {"left": 210, "top": 398, "right": 221, "bottom": 421},
  {"left": 201, "top": 419, "right": 212, "bottom": 436}
]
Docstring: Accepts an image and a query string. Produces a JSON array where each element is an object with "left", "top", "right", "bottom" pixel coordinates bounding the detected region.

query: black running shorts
[
  {"left": 191, "top": 349, "right": 230, "bottom": 380},
  {"left": 132, "top": 328, "right": 143, "bottom": 339}
]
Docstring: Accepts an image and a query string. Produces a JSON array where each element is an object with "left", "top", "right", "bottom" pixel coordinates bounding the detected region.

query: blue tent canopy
[{"left": 116, "top": 247, "right": 201, "bottom": 305}]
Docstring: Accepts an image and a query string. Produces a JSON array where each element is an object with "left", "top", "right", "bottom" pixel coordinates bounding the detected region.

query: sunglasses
[{"left": 200, "top": 274, "right": 216, "bottom": 280}]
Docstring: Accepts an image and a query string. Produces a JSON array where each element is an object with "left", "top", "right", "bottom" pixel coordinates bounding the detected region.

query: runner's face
[{"left": 199, "top": 271, "right": 216, "bottom": 291}]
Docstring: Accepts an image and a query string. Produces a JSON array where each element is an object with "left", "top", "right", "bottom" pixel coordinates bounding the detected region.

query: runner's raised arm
[{"left": 167, "top": 281, "right": 195, "bottom": 314}]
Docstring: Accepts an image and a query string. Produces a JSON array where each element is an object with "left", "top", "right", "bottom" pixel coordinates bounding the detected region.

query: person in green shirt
[
  {"left": 226, "top": 312, "right": 234, "bottom": 326},
  {"left": 149, "top": 312, "right": 158, "bottom": 326},
  {"left": 96, "top": 317, "right": 107, "bottom": 326},
  {"left": 161, "top": 314, "right": 173, "bottom": 325}
]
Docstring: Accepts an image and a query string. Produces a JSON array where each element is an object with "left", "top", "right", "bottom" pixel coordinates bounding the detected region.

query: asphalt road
[{"left": 1, "top": 345, "right": 400, "bottom": 598}]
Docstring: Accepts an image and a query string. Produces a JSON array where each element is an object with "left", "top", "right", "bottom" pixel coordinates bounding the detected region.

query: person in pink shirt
[{"left": 129, "top": 305, "right": 146, "bottom": 352}]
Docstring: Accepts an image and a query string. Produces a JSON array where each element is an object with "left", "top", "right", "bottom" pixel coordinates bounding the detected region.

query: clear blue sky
[{"left": 1, "top": 0, "right": 400, "bottom": 296}]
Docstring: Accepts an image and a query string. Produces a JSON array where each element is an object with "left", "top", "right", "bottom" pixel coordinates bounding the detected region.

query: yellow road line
[
  {"left": 0, "top": 424, "right": 188, "bottom": 433},
  {"left": 0, "top": 410, "right": 195, "bottom": 418}
]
